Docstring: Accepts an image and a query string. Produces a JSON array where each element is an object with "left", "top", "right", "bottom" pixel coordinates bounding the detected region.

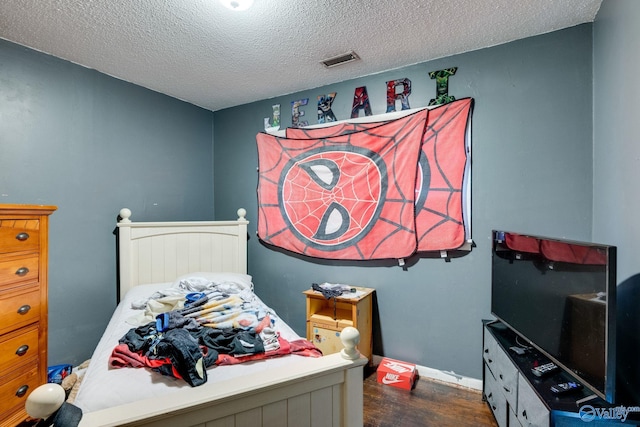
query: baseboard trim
[{"left": 372, "top": 355, "right": 483, "bottom": 391}]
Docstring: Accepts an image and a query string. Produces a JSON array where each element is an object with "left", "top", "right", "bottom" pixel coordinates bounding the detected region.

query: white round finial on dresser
[
  {"left": 237, "top": 208, "right": 247, "bottom": 220},
  {"left": 119, "top": 208, "right": 132, "bottom": 223},
  {"left": 340, "top": 326, "right": 361, "bottom": 360}
]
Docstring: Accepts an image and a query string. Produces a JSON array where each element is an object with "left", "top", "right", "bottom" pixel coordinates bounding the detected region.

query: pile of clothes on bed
[{"left": 109, "top": 276, "right": 321, "bottom": 386}]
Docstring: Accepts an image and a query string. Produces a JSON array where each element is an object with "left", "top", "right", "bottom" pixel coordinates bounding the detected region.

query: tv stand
[{"left": 482, "top": 320, "right": 639, "bottom": 426}]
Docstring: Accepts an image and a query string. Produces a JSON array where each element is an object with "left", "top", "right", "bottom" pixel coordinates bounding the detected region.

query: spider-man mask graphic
[
  {"left": 280, "top": 147, "right": 386, "bottom": 251},
  {"left": 257, "top": 109, "right": 428, "bottom": 260}
]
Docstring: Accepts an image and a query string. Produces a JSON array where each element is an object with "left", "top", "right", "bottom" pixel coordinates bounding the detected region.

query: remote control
[
  {"left": 551, "top": 381, "right": 583, "bottom": 395},
  {"left": 531, "top": 362, "right": 559, "bottom": 377}
]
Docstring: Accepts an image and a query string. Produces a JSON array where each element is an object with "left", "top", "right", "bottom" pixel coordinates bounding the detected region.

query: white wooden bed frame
[{"left": 30, "top": 208, "right": 366, "bottom": 427}]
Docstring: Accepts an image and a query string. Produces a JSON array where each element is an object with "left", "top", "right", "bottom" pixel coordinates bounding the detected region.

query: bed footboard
[
  {"left": 81, "top": 352, "right": 366, "bottom": 427},
  {"left": 29, "top": 329, "right": 366, "bottom": 427}
]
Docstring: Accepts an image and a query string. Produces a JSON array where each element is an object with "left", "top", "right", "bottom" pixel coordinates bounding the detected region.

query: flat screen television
[{"left": 491, "top": 230, "right": 617, "bottom": 403}]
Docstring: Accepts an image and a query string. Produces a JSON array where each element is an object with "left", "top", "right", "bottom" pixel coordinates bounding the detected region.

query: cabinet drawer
[
  {"left": 0, "top": 325, "right": 40, "bottom": 373},
  {"left": 0, "top": 220, "right": 40, "bottom": 254},
  {"left": 484, "top": 364, "right": 508, "bottom": 427},
  {"left": 484, "top": 327, "right": 518, "bottom": 409},
  {"left": 310, "top": 324, "right": 344, "bottom": 356},
  {"left": 483, "top": 327, "right": 498, "bottom": 365},
  {"left": 0, "top": 255, "right": 39, "bottom": 287},
  {"left": 517, "top": 373, "right": 550, "bottom": 426},
  {"left": 509, "top": 407, "right": 523, "bottom": 427},
  {"left": 0, "top": 286, "right": 41, "bottom": 335},
  {"left": 0, "top": 364, "right": 40, "bottom": 420}
]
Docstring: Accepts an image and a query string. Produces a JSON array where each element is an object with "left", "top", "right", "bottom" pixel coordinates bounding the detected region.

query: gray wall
[
  {"left": 214, "top": 25, "right": 594, "bottom": 379},
  {"left": 0, "top": 21, "right": 602, "bottom": 380},
  {"left": 0, "top": 39, "right": 215, "bottom": 365},
  {"left": 593, "top": 0, "right": 640, "bottom": 283}
]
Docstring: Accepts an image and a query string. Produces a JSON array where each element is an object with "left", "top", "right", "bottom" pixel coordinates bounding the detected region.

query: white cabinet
[{"left": 483, "top": 322, "right": 550, "bottom": 427}]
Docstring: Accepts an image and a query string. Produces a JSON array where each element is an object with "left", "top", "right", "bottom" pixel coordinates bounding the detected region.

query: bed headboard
[{"left": 116, "top": 208, "right": 249, "bottom": 300}]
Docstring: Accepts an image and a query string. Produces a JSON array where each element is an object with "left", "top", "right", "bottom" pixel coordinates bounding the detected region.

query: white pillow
[{"left": 171, "top": 272, "right": 253, "bottom": 291}]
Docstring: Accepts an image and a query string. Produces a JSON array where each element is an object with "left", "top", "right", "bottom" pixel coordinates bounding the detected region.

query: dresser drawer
[
  {"left": 0, "top": 255, "right": 39, "bottom": 287},
  {"left": 0, "top": 364, "right": 40, "bottom": 420},
  {"left": 484, "top": 364, "right": 508, "bottom": 427},
  {"left": 0, "top": 219, "right": 40, "bottom": 254},
  {"left": 0, "top": 286, "right": 41, "bottom": 335},
  {"left": 517, "top": 373, "right": 550, "bottom": 426},
  {"left": 484, "top": 326, "right": 519, "bottom": 409},
  {"left": 0, "top": 325, "right": 40, "bottom": 373}
]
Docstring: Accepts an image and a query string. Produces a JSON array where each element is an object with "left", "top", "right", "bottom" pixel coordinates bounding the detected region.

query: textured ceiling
[{"left": 0, "top": 0, "right": 602, "bottom": 112}]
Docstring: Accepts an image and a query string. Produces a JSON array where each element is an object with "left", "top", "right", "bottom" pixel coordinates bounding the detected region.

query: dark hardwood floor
[{"left": 363, "top": 366, "right": 498, "bottom": 427}]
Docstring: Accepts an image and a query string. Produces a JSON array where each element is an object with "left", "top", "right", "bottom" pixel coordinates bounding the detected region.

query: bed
[{"left": 64, "top": 208, "right": 366, "bottom": 427}]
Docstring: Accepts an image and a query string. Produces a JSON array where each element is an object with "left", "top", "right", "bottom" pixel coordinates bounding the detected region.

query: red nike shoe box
[{"left": 376, "top": 357, "right": 417, "bottom": 390}]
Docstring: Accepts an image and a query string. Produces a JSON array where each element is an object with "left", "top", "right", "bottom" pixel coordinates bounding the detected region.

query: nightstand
[{"left": 303, "top": 286, "right": 374, "bottom": 363}]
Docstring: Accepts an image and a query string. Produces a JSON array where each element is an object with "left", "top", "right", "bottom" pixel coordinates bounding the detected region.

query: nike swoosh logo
[{"left": 382, "top": 376, "right": 403, "bottom": 385}]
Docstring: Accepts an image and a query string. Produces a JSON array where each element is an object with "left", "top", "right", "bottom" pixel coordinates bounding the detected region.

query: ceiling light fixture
[
  {"left": 220, "top": 0, "right": 254, "bottom": 11},
  {"left": 321, "top": 51, "right": 360, "bottom": 68}
]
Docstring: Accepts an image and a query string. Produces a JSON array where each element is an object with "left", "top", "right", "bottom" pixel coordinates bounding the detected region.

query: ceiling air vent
[{"left": 321, "top": 51, "right": 360, "bottom": 68}]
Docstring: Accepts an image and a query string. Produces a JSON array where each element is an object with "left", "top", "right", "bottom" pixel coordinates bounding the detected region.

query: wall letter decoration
[
  {"left": 291, "top": 99, "right": 309, "bottom": 128},
  {"left": 264, "top": 104, "right": 281, "bottom": 131},
  {"left": 317, "top": 93, "right": 337, "bottom": 123},
  {"left": 351, "top": 86, "right": 373, "bottom": 118},
  {"left": 428, "top": 67, "right": 457, "bottom": 106},
  {"left": 386, "top": 78, "right": 412, "bottom": 112}
]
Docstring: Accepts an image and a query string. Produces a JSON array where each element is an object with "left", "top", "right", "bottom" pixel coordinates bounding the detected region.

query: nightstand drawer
[
  {"left": 310, "top": 324, "right": 344, "bottom": 356},
  {"left": 0, "top": 220, "right": 40, "bottom": 254},
  {"left": 0, "top": 285, "right": 41, "bottom": 335},
  {"left": 0, "top": 325, "right": 40, "bottom": 373},
  {"left": 0, "top": 255, "right": 39, "bottom": 287}
]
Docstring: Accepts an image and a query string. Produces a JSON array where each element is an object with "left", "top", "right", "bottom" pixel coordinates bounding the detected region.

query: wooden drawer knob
[
  {"left": 16, "top": 345, "right": 29, "bottom": 356},
  {"left": 17, "top": 304, "right": 31, "bottom": 315},
  {"left": 16, "top": 385, "right": 29, "bottom": 397},
  {"left": 15, "top": 232, "right": 30, "bottom": 241},
  {"left": 15, "top": 267, "right": 30, "bottom": 276}
]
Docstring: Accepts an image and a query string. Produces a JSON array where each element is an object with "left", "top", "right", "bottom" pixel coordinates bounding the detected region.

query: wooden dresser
[{"left": 0, "top": 204, "right": 56, "bottom": 426}]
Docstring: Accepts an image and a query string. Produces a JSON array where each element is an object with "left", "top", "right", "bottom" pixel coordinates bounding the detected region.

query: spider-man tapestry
[
  {"left": 256, "top": 98, "right": 473, "bottom": 260},
  {"left": 256, "top": 110, "right": 429, "bottom": 260},
  {"left": 285, "top": 98, "right": 474, "bottom": 253}
]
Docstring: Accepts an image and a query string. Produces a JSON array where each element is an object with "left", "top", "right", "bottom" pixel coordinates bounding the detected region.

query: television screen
[{"left": 491, "top": 230, "right": 616, "bottom": 403}]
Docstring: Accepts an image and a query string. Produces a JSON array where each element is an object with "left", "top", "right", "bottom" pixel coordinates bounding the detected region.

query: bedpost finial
[
  {"left": 237, "top": 208, "right": 247, "bottom": 221},
  {"left": 119, "top": 208, "right": 132, "bottom": 223},
  {"left": 25, "top": 383, "right": 65, "bottom": 419},
  {"left": 340, "top": 326, "right": 361, "bottom": 360}
]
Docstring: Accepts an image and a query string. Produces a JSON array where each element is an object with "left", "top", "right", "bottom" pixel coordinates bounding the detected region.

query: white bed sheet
[{"left": 74, "top": 281, "right": 304, "bottom": 414}]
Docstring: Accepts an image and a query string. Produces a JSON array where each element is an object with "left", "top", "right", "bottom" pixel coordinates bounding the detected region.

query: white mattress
[{"left": 74, "top": 281, "right": 303, "bottom": 414}]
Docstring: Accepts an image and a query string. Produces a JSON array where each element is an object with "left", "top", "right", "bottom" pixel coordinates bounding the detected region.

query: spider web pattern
[
  {"left": 287, "top": 98, "right": 473, "bottom": 252},
  {"left": 282, "top": 150, "right": 382, "bottom": 246},
  {"left": 257, "top": 109, "right": 428, "bottom": 260},
  {"left": 415, "top": 98, "right": 472, "bottom": 251}
]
